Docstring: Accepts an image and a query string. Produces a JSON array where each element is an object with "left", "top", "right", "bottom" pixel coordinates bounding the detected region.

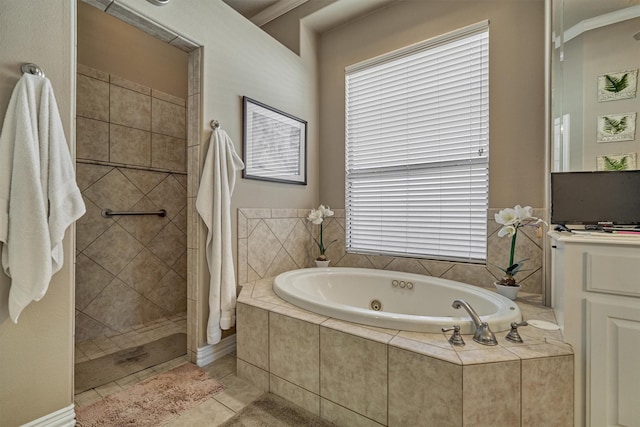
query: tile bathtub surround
[
  {"left": 238, "top": 207, "right": 547, "bottom": 294},
  {"left": 77, "top": 64, "right": 186, "bottom": 173},
  {"left": 236, "top": 278, "right": 574, "bottom": 427}
]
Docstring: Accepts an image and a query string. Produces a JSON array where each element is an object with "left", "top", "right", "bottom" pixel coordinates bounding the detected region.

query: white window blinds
[{"left": 345, "top": 22, "right": 489, "bottom": 263}]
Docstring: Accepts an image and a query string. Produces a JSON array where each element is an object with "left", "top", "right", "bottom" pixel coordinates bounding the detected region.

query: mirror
[{"left": 552, "top": 0, "right": 640, "bottom": 172}]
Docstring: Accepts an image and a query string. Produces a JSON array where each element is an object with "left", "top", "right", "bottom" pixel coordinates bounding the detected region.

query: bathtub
[{"left": 273, "top": 267, "right": 521, "bottom": 334}]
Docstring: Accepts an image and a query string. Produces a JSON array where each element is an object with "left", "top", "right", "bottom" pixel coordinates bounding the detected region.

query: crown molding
[
  {"left": 558, "top": 5, "right": 640, "bottom": 47},
  {"left": 250, "top": 0, "right": 308, "bottom": 27}
]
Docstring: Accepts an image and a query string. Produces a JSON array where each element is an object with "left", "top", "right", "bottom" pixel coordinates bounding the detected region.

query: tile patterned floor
[
  {"left": 74, "top": 353, "right": 262, "bottom": 426},
  {"left": 74, "top": 312, "right": 261, "bottom": 425}
]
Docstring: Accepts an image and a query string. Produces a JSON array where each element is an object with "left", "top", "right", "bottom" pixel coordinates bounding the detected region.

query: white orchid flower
[
  {"left": 498, "top": 225, "right": 516, "bottom": 237},
  {"left": 514, "top": 205, "right": 533, "bottom": 221},
  {"left": 319, "top": 205, "right": 334, "bottom": 218},
  {"left": 307, "top": 209, "right": 324, "bottom": 224},
  {"left": 494, "top": 208, "right": 518, "bottom": 226}
]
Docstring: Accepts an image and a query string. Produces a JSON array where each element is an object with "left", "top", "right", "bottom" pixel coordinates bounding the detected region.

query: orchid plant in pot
[
  {"left": 307, "top": 205, "right": 337, "bottom": 267},
  {"left": 493, "top": 205, "right": 547, "bottom": 299}
]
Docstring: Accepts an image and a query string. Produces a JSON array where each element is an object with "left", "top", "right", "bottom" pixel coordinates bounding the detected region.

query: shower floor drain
[{"left": 370, "top": 299, "right": 382, "bottom": 311}]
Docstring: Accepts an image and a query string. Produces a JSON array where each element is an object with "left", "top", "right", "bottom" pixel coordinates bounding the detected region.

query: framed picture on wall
[
  {"left": 597, "top": 69, "right": 638, "bottom": 102},
  {"left": 596, "top": 112, "right": 636, "bottom": 142},
  {"left": 242, "top": 96, "right": 307, "bottom": 185},
  {"left": 596, "top": 153, "right": 637, "bottom": 171}
]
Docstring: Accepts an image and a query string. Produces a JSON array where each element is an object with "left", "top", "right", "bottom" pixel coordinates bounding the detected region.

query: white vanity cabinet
[{"left": 550, "top": 232, "right": 640, "bottom": 427}]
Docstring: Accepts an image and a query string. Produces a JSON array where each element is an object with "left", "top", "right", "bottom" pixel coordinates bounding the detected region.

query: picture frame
[
  {"left": 597, "top": 69, "right": 638, "bottom": 102},
  {"left": 596, "top": 112, "right": 636, "bottom": 143},
  {"left": 242, "top": 96, "right": 307, "bottom": 185},
  {"left": 596, "top": 152, "right": 637, "bottom": 171}
]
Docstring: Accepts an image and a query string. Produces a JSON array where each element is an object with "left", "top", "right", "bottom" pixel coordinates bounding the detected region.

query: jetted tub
[{"left": 273, "top": 267, "right": 522, "bottom": 334}]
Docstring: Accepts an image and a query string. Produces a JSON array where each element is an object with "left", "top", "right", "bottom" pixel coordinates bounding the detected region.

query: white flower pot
[
  {"left": 494, "top": 282, "right": 520, "bottom": 300},
  {"left": 315, "top": 260, "right": 330, "bottom": 267}
]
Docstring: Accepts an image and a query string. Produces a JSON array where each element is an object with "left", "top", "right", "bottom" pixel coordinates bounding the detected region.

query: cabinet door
[{"left": 587, "top": 298, "right": 640, "bottom": 427}]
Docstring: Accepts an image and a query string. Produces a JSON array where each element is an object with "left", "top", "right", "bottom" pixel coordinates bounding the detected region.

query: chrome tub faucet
[{"left": 452, "top": 299, "right": 498, "bottom": 346}]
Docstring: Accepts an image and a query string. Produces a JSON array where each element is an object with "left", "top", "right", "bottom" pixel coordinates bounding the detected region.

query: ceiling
[{"left": 221, "top": 0, "right": 396, "bottom": 30}]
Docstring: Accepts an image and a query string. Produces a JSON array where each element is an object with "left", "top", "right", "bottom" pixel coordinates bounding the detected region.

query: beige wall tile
[
  {"left": 187, "top": 94, "right": 200, "bottom": 147},
  {"left": 320, "top": 398, "right": 385, "bottom": 427},
  {"left": 270, "top": 374, "right": 320, "bottom": 416},
  {"left": 76, "top": 163, "right": 113, "bottom": 191},
  {"left": 77, "top": 74, "right": 109, "bottom": 121},
  {"left": 237, "top": 359, "right": 269, "bottom": 392},
  {"left": 187, "top": 145, "right": 200, "bottom": 197},
  {"left": 248, "top": 221, "right": 282, "bottom": 277},
  {"left": 152, "top": 89, "right": 186, "bottom": 106},
  {"left": 75, "top": 253, "right": 114, "bottom": 310},
  {"left": 147, "top": 270, "right": 187, "bottom": 314},
  {"left": 147, "top": 222, "right": 186, "bottom": 266},
  {"left": 110, "top": 84, "right": 151, "bottom": 131},
  {"left": 522, "top": 355, "right": 573, "bottom": 427},
  {"left": 152, "top": 97, "right": 186, "bottom": 138},
  {"left": 110, "top": 75, "right": 151, "bottom": 95},
  {"left": 83, "top": 278, "right": 164, "bottom": 332},
  {"left": 152, "top": 133, "right": 186, "bottom": 172},
  {"left": 109, "top": 124, "right": 151, "bottom": 167},
  {"left": 77, "top": 117, "right": 109, "bottom": 161},
  {"left": 117, "top": 248, "right": 169, "bottom": 296},
  {"left": 264, "top": 248, "right": 298, "bottom": 278},
  {"left": 236, "top": 302, "right": 269, "bottom": 370},
  {"left": 78, "top": 63, "right": 109, "bottom": 82},
  {"left": 116, "top": 196, "right": 170, "bottom": 244},
  {"left": 462, "top": 361, "right": 520, "bottom": 426},
  {"left": 75, "top": 197, "right": 113, "bottom": 252},
  {"left": 388, "top": 346, "right": 462, "bottom": 427},
  {"left": 320, "top": 327, "right": 387, "bottom": 424},
  {"left": 147, "top": 175, "right": 187, "bottom": 220},
  {"left": 283, "top": 220, "right": 314, "bottom": 268},
  {"left": 83, "top": 223, "right": 144, "bottom": 275},
  {"left": 83, "top": 168, "right": 144, "bottom": 211},
  {"left": 120, "top": 168, "right": 168, "bottom": 194},
  {"left": 270, "top": 313, "right": 320, "bottom": 393},
  {"left": 187, "top": 197, "right": 198, "bottom": 249}
]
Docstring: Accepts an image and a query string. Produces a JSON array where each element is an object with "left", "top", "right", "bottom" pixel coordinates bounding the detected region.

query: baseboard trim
[
  {"left": 20, "top": 404, "right": 75, "bottom": 427},
  {"left": 196, "top": 334, "right": 236, "bottom": 367}
]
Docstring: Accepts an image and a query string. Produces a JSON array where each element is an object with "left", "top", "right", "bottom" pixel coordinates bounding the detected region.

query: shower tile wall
[
  {"left": 75, "top": 64, "right": 187, "bottom": 342},
  {"left": 238, "top": 208, "right": 546, "bottom": 294}
]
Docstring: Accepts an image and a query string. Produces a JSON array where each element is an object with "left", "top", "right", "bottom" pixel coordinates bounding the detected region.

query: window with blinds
[{"left": 345, "top": 22, "right": 489, "bottom": 263}]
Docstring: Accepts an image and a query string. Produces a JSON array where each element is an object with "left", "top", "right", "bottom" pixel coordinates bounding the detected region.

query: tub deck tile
[
  {"left": 397, "top": 330, "right": 458, "bottom": 351},
  {"left": 271, "top": 304, "right": 329, "bottom": 325},
  {"left": 455, "top": 347, "right": 520, "bottom": 365},
  {"left": 505, "top": 342, "right": 574, "bottom": 360},
  {"left": 389, "top": 336, "right": 461, "bottom": 365},
  {"left": 321, "top": 318, "right": 397, "bottom": 344}
]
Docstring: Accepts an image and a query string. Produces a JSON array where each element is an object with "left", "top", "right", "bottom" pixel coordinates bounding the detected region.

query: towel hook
[
  {"left": 21, "top": 63, "right": 45, "bottom": 78},
  {"left": 210, "top": 120, "right": 220, "bottom": 130}
]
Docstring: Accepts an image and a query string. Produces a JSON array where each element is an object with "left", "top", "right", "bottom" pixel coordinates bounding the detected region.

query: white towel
[
  {"left": 196, "top": 127, "right": 244, "bottom": 344},
  {"left": 0, "top": 73, "right": 86, "bottom": 323}
]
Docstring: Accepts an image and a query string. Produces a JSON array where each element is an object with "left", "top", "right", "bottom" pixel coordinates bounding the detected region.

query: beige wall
[
  {"left": 318, "top": 0, "right": 546, "bottom": 209},
  {"left": 582, "top": 18, "right": 640, "bottom": 170},
  {"left": 0, "top": 1, "right": 76, "bottom": 425},
  {"left": 1, "top": 0, "right": 319, "bottom": 424},
  {"left": 77, "top": 1, "right": 189, "bottom": 99}
]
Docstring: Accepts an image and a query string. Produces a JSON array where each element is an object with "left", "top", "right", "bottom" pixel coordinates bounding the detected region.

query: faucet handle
[
  {"left": 442, "top": 324, "right": 465, "bottom": 346},
  {"left": 505, "top": 321, "right": 528, "bottom": 343}
]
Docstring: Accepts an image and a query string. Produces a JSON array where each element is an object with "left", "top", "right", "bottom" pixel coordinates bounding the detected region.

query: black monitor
[{"left": 551, "top": 170, "right": 640, "bottom": 226}]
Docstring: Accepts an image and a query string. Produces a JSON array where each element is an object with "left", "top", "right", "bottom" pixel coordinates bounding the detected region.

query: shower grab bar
[{"left": 101, "top": 209, "right": 167, "bottom": 218}]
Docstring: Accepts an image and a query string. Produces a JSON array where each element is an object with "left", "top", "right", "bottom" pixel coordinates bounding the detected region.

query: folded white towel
[
  {"left": 0, "top": 73, "right": 86, "bottom": 323},
  {"left": 196, "top": 127, "right": 244, "bottom": 344}
]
